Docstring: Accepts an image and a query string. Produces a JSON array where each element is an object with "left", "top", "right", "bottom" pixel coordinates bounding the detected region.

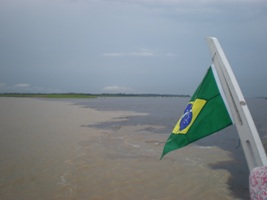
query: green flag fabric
[{"left": 161, "top": 66, "right": 233, "bottom": 159}]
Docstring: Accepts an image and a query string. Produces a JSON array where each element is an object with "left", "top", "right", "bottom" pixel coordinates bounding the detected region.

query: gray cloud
[{"left": 0, "top": 0, "right": 266, "bottom": 96}]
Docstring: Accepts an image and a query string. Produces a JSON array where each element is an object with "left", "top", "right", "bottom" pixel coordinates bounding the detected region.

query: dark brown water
[{"left": 0, "top": 97, "right": 266, "bottom": 200}]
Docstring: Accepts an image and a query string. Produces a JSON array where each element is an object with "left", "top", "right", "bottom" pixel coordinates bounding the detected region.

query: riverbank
[{"left": 0, "top": 93, "right": 189, "bottom": 98}]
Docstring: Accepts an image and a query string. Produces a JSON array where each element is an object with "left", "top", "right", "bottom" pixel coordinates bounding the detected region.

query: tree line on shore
[{"left": 0, "top": 93, "right": 190, "bottom": 98}]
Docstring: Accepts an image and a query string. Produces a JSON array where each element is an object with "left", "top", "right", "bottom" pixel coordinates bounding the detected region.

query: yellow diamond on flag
[{"left": 172, "top": 99, "right": 206, "bottom": 134}]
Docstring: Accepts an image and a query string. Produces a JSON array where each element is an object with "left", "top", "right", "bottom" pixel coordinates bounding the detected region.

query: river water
[
  {"left": 0, "top": 97, "right": 266, "bottom": 200},
  {"left": 73, "top": 97, "right": 267, "bottom": 199}
]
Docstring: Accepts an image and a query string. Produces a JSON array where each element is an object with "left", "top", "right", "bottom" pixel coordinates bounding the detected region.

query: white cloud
[
  {"left": 102, "top": 49, "right": 178, "bottom": 57},
  {"left": 128, "top": 49, "right": 154, "bottom": 56},
  {"left": 101, "top": 49, "right": 154, "bottom": 57},
  {"left": 102, "top": 85, "right": 135, "bottom": 93},
  {"left": 14, "top": 83, "right": 31, "bottom": 88},
  {"left": 0, "top": 82, "right": 64, "bottom": 93},
  {"left": 0, "top": 83, "right": 31, "bottom": 93}
]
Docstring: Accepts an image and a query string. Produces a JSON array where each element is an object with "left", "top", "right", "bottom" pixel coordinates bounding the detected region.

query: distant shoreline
[{"left": 0, "top": 93, "right": 190, "bottom": 98}]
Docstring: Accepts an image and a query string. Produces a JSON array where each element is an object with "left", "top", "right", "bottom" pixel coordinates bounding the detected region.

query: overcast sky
[{"left": 0, "top": 0, "right": 266, "bottom": 97}]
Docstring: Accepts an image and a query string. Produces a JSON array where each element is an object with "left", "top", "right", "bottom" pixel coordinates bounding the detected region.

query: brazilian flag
[{"left": 161, "top": 66, "right": 233, "bottom": 159}]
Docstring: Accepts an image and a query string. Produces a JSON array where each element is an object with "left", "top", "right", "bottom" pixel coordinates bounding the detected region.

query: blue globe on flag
[{"left": 179, "top": 103, "right": 193, "bottom": 131}]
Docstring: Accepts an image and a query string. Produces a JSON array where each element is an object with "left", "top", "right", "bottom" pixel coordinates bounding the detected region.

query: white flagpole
[{"left": 206, "top": 37, "right": 267, "bottom": 171}]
